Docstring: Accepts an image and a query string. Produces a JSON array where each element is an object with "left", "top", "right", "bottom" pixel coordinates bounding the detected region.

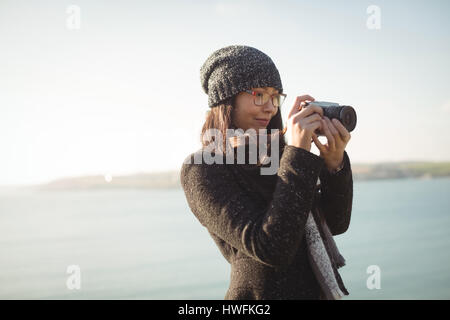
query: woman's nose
[{"left": 262, "top": 100, "right": 276, "bottom": 113}]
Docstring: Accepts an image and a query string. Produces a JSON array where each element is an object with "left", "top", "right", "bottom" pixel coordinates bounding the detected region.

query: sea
[{"left": 1, "top": 177, "right": 449, "bottom": 300}]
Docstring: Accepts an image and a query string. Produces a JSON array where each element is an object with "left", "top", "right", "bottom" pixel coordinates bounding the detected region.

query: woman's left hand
[{"left": 312, "top": 117, "right": 351, "bottom": 172}]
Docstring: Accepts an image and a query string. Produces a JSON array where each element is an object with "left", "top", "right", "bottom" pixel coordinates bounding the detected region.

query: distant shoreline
[{"left": 1, "top": 161, "right": 449, "bottom": 191}]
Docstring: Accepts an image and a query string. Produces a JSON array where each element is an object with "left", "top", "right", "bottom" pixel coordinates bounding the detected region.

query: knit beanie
[{"left": 200, "top": 45, "right": 283, "bottom": 108}]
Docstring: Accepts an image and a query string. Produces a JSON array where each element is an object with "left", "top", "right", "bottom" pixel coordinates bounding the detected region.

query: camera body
[{"left": 305, "top": 101, "right": 357, "bottom": 135}]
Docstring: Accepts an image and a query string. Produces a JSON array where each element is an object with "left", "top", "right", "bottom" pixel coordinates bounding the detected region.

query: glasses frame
[{"left": 244, "top": 90, "right": 287, "bottom": 107}]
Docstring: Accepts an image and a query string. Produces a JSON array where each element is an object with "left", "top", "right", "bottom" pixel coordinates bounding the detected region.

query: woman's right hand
[{"left": 285, "top": 95, "right": 324, "bottom": 152}]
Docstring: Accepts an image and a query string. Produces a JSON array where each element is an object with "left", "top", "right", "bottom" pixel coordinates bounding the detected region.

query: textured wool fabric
[
  {"left": 200, "top": 45, "right": 283, "bottom": 108},
  {"left": 180, "top": 145, "right": 353, "bottom": 300},
  {"left": 305, "top": 209, "right": 347, "bottom": 299}
]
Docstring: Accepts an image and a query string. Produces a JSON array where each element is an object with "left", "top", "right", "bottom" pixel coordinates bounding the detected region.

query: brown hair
[{"left": 200, "top": 94, "right": 287, "bottom": 164}]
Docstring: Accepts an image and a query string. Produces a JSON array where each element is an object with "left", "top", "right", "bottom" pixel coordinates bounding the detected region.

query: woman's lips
[{"left": 255, "top": 118, "right": 269, "bottom": 126}]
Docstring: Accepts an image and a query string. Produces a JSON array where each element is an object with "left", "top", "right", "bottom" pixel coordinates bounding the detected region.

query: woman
[{"left": 180, "top": 45, "right": 353, "bottom": 300}]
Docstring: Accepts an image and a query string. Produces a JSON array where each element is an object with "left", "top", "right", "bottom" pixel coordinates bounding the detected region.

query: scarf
[{"left": 305, "top": 195, "right": 349, "bottom": 300}]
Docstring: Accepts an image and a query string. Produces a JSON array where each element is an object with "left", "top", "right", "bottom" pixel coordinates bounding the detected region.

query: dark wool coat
[{"left": 180, "top": 145, "right": 353, "bottom": 300}]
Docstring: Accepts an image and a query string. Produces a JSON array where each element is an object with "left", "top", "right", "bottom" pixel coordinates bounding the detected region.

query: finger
[
  {"left": 321, "top": 118, "right": 336, "bottom": 150},
  {"left": 325, "top": 117, "right": 340, "bottom": 139},
  {"left": 308, "top": 120, "right": 322, "bottom": 135},
  {"left": 288, "top": 97, "right": 301, "bottom": 119},
  {"left": 298, "top": 94, "right": 315, "bottom": 102},
  {"left": 303, "top": 105, "right": 324, "bottom": 117},
  {"left": 288, "top": 95, "right": 315, "bottom": 118},
  {"left": 301, "top": 113, "right": 323, "bottom": 125},
  {"left": 292, "top": 106, "right": 323, "bottom": 122},
  {"left": 312, "top": 133, "right": 326, "bottom": 153},
  {"left": 325, "top": 117, "right": 346, "bottom": 149},
  {"left": 331, "top": 118, "right": 351, "bottom": 141}
]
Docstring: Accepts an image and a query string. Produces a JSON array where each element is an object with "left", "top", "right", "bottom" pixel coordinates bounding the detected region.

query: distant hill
[
  {"left": 37, "top": 171, "right": 181, "bottom": 190},
  {"left": 351, "top": 161, "right": 450, "bottom": 180},
  {"left": 34, "top": 161, "right": 450, "bottom": 190}
]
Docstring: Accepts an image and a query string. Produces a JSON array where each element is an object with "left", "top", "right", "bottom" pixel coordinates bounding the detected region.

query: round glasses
[{"left": 244, "top": 90, "right": 287, "bottom": 107}]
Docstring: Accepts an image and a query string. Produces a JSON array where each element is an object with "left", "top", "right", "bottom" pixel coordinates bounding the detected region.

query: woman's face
[{"left": 232, "top": 87, "right": 279, "bottom": 131}]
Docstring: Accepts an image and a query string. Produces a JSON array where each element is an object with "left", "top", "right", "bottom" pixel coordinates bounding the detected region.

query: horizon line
[{"left": 1, "top": 158, "right": 450, "bottom": 188}]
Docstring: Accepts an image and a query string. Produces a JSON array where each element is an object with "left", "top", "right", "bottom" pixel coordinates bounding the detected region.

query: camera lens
[{"left": 339, "top": 106, "right": 357, "bottom": 132}]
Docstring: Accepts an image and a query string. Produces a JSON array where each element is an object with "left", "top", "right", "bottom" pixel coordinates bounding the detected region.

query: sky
[{"left": 0, "top": 0, "right": 449, "bottom": 186}]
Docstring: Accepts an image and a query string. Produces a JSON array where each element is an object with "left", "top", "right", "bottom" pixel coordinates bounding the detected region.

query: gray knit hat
[{"left": 200, "top": 45, "right": 283, "bottom": 108}]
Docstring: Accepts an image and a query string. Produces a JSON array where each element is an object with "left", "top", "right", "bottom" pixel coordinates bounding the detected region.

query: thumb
[{"left": 312, "top": 133, "right": 324, "bottom": 151}]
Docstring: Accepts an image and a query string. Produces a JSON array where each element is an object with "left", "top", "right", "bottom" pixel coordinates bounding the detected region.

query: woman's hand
[
  {"left": 312, "top": 117, "right": 351, "bottom": 172},
  {"left": 286, "top": 95, "right": 324, "bottom": 152}
]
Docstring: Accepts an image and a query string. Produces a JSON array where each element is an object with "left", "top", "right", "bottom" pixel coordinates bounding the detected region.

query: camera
[{"left": 305, "top": 101, "right": 357, "bottom": 136}]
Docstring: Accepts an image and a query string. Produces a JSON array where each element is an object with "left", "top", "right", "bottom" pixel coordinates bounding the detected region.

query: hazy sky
[{"left": 1, "top": 0, "right": 449, "bottom": 186}]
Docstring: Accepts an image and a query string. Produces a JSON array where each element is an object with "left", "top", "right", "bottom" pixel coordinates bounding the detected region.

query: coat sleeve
[
  {"left": 317, "top": 150, "right": 353, "bottom": 236},
  {"left": 180, "top": 145, "right": 325, "bottom": 268}
]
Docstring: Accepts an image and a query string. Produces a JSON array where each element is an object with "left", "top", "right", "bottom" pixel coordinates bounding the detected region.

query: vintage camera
[{"left": 305, "top": 101, "right": 357, "bottom": 136}]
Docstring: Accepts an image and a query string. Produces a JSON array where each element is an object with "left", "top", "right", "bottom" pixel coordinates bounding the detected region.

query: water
[{"left": 1, "top": 177, "right": 449, "bottom": 299}]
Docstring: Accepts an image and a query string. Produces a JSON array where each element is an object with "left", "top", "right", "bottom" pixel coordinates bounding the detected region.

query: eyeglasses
[{"left": 244, "top": 90, "right": 287, "bottom": 107}]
